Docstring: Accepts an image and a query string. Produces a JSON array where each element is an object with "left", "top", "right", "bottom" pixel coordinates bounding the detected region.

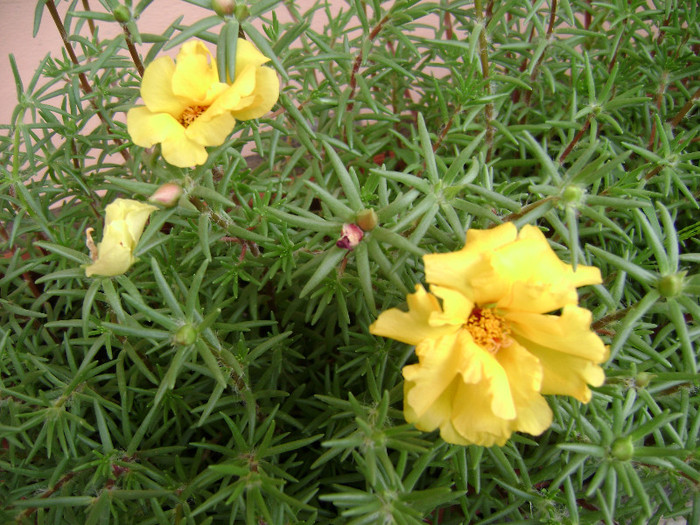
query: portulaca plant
[{"left": 0, "top": 0, "right": 698, "bottom": 524}]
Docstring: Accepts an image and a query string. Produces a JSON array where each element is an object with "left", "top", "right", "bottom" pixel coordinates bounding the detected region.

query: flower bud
[
  {"left": 174, "top": 324, "right": 197, "bottom": 346},
  {"left": 611, "top": 436, "right": 634, "bottom": 461},
  {"left": 211, "top": 0, "right": 235, "bottom": 17},
  {"left": 657, "top": 272, "right": 684, "bottom": 298},
  {"left": 234, "top": 4, "right": 250, "bottom": 20},
  {"left": 561, "top": 185, "right": 584, "bottom": 206},
  {"left": 635, "top": 371, "right": 652, "bottom": 388},
  {"left": 113, "top": 5, "right": 131, "bottom": 23},
  {"left": 356, "top": 209, "right": 378, "bottom": 231},
  {"left": 336, "top": 223, "right": 364, "bottom": 250},
  {"left": 149, "top": 183, "right": 183, "bottom": 207}
]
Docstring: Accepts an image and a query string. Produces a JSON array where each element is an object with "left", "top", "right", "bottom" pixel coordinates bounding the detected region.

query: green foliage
[{"left": 1, "top": 0, "right": 699, "bottom": 523}]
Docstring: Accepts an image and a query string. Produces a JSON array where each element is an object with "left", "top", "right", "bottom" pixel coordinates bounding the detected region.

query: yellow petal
[
  {"left": 518, "top": 225, "right": 603, "bottom": 288},
  {"left": 209, "top": 66, "right": 257, "bottom": 115},
  {"left": 229, "top": 66, "right": 280, "bottom": 121},
  {"left": 428, "top": 285, "right": 474, "bottom": 328},
  {"left": 185, "top": 110, "right": 236, "bottom": 147},
  {"left": 160, "top": 128, "right": 209, "bottom": 167},
  {"left": 506, "top": 306, "right": 608, "bottom": 362},
  {"left": 490, "top": 227, "right": 602, "bottom": 312},
  {"left": 140, "top": 55, "right": 186, "bottom": 117},
  {"left": 127, "top": 106, "right": 184, "bottom": 148},
  {"left": 497, "top": 341, "right": 552, "bottom": 436},
  {"left": 85, "top": 222, "right": 135, "bottom": 277},
  {"left": 402, "top": 334, "right": 464, "bottom": 419},
  {"left": 424, "top": 223, "right": 517, "bottom": 300},
  {"left": 450, "top": 380, "right": 513, "bottom": 447},
  {"left": 516, "top": 336, "right": 605, "bottom": 402},
  {"left": 104, "top": 199, "right": 158, "bottom": 246},
  {"left": 369, "top": 284, "right": 460, "bottom": 345},
  {"left": 171, "top": 41, "right": 222, "bottom": 104},
  {"left": 234, "top": 39, "right": 271, "bottom": 81}
]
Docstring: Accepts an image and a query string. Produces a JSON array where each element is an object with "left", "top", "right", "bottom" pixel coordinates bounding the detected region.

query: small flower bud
[
  {"left": 113, "top": 5, "right": 131, "bottom": 23},
  {"left": 149, "top": 183, "right": 183, "bottom": 207},
  {"left": 174, "top": 324, "right": 197, "bottom": 346},
  {"left": 336, "top": 223, "right": 364, "bottom": 250},
  {"left": 211, "top": 0, "right": 235, "bottom": 17},
  {"left": 635, "top": 372, "right": 652, "bottom": 388},
  {"left": 611, "top": 436, "right": 634, "bottom": 461},
  {"left": 561, "top": 185, "right": 584, "bottom": 206},
  {"left": 658, "top": 272, "right": 685, "bottom": 298},
  {"left": 356, "top": 209, "right": 378, "bottom": 231},
  {"left": 234, "top": 4, "right": 249, "bottom": 20}
]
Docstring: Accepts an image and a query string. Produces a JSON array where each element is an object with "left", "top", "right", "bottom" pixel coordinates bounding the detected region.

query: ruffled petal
[
  {"left": 229, "top": 66, "right": 280, "bottom": 120},
  {"left": 171, "top": 41, "right": 222, "bottom": 104},
  {"left": 185, "top": 110, "right": 236, "bottom": 147},
  {"left": 450, "top": 380, "right": 513, "bottom": 447},
  {"left": 514, "top": 336, "right": 606, "bottom": 402},
  {"left": 428, "top": 285, "right": 474, "bottom": 328},
  {"left": 369, "top": 284, "right": 460, "bottom": 345},
  {"left": 506, "top": 305, "right": 608, "bottom": 362},
  {"left": 490, "top": 227, "right": 602, "bottom": 313},
  {"left": 497, "top": 341, "right": 552, "bottom": 436},
  {"left": 404, "top": 376, "right": 470, "bottom": 444},
  {"left": 403, "top": 333, "right": 463, "bottom": 420},
  {"left": 424, "top": 222, "right": 517, "bottom": 300},
  {"left": 127, "top": 106, "right": 184, "bottom": 148},
  {"left": 140, "top": 56, "right": 187, "bottom": 117}
]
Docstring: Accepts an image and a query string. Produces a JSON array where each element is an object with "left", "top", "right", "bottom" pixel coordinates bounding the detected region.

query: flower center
[
  {"left": 465, "top": 307, "right": 510, "bottom": 353},
  {"left": 178, "top": 105, "right": 208, "bottom": 127}
]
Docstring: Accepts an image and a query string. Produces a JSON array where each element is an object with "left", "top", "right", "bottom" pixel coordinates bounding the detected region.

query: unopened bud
[
  {"left": 561, "top": 185, "right": 584, "bottom": 206},
  {"left": 149, "top": 183, "right": 183, "bottom": 207},
  {"left": 234, "top": 4, "right": 249, "bottom": 20},
  {"left": 336, "top": 223, "right": 364, "bottom": 250},
  {"left": 174, "top": 324, "right": 197, "bottom": 346},
  {"left": 611, "top": 436, "right": 634, "bottom": 461},
  {"left": 635, "top": 372, "right": 652, "bottom": 388},
  {"left": 113, "top": 5, "right": 131, "bottom": 23},
  {"left": 211, "top": 0, "right": 235, "bottom": 17},
  {"left": 356, "top": 209, "right": 378, "bottom": 231},
  {"left": 658, "top": 272, "right": 684, "bottom": 298}
]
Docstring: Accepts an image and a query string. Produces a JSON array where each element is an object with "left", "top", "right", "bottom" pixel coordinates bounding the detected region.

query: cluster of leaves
[{"left": 1, "top": 0, "right": 699, "bottom": 523}]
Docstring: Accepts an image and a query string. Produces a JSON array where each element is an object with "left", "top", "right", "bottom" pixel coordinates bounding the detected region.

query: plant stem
[
  {"left": 121, "top": 23, "right": 145, "bottom": 77},
  {"left": 475, "top": 0, "right": 494, "bottom": 161},
  {"left": 80, "top": 0, "right": 97, "bottom": 39},
  {"left": 347, "top": 14, "right": 390, "bottom": 112}
]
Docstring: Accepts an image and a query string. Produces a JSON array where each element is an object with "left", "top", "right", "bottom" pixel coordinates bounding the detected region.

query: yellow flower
[
  {"left": 85, "top": 199, "right": 157, "bottom": 277},
  {"left": 370, "top": 223, "right": 607, "bottom": 447},
  {"left": 127, "top": 39, "right": 279, "bottom": 167}
]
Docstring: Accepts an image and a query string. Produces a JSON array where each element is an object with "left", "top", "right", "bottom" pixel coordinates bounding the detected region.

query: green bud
[
  {"left": 234, "top": 4, "right": 249, "bottom": 20},
  {"left": 211, "top": 0, "right": 235, "bottom": 17},
  {"left": 561, "top": 185, "right": 584, "bottom": 206},
  {"left": 113, "top": 5, "right": 131, "bottom": 23},
  {"left": 174, "top": 324, "right": 197, "bottom": 346},
  {"left": 356, "top": 209, "right": 378, "bottom": 231},
  {"left": 635, "top": 371, "right": 652, "bottom": 388},
  {"left": 657, "top": 272, "right": 684, "bottom": 298},
  {"left": 611, "top": 437, "right": 634, "bottom": 461}
]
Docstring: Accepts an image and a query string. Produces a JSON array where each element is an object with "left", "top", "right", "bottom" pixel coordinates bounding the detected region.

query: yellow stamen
[
  {"left": 465, "top": 307, "right": 510, "bottom": 353},
  {"left": 178, "top": 105, "right": 208, "bottom": 127}
]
